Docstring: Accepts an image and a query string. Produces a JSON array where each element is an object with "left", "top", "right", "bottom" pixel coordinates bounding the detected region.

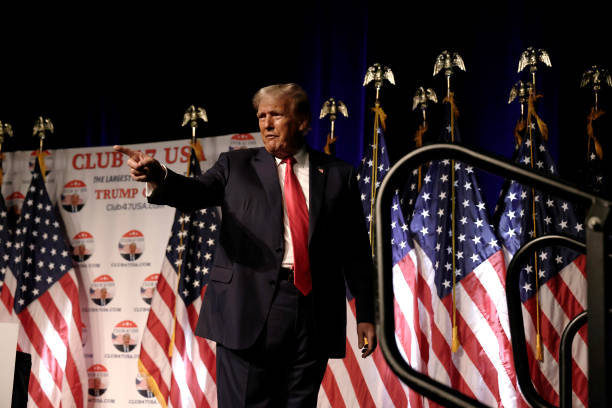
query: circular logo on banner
[
  {"left": 61, "top": 179, "right": 87, "bottom": 213},
  {"left": 229, "top": 133, "right": 257, "bottom": 150},
  {"left": 87, "top": 364, "right": 109, "bottom": 397},
  {"left": 135, "top": 373, "right": 155, "bottom": 398},
  {"left": 5, "top": 191, "right": 25, "bottom": 221},
  {"left": 71, "top": 231, "right": 95, "bottom": 262},
  {"left": 140, "top": 274, "right": 159, "bottom": 305},
  {"left": 89, "top": 274, "right": 116, "bottom": 307},
  {"left": 118, "top": 230, "right": 144, "bottom": 262},
  {"left": 112, "top": 320, "right": 138, "bottom": 353}
]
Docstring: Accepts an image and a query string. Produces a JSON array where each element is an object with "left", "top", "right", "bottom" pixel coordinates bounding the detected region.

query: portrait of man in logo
[
  {"left": 71, "top": 231, "right": 95, "bottom": 263},
  {"left": 62, "top": 193, "right": 85, "bottom": 213},
  {"left": 89, "top": 275, "right": 115, "bottom": 307},
  {"left": 140, "top": 274, "right": 159, "bottom": 305},
  {"left": 118, "top": 230, "right": 145, "bottom": 262},
  {"left": 117, "top": 333, "right": 136, "bottom": 353},
  {"left": 88, "top": 376, "right": 107, "bottom": 397},
  {"left": 60, "top": 180, "right": 88, "bottom": 213},
  {"left": 90, "top": 286, "right": 113, "bottom": 306},
  {"left": 136, "top": 374, "right": 155, "bottom": 398},
  {"left": 73, "top": 244, "right": 92, "bottom": 262},
  {"left": 112, "top": 322, "right": 138, "bottom": 353}
]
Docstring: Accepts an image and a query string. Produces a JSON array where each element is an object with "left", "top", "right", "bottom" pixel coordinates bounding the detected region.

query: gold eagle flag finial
[
  {"left": 32, "top": 116, "right": 54, "bottom": 152},
  {"left": 433, "top": 50, "right": 466, "bottom": 99},
  {"left": 412, "top": 86, "right": 438, "bottom": 123},
  {"left": 581, "top": 65, "right": 611, "bottom": 112},
  {"left": 517, "top": 47, "right": 551, "bottom": 94},
  {"left": 182, "top": 105, "right": 208, "bottom": 145},
  {"left": 363, "top": 63, "right": 395, "bottom": 107},
  {"left": 320, "top": 98, "right": 348, "bottom": 156},
  {"left": 32, "top": 116, "right": 54, "bottom": 180}
]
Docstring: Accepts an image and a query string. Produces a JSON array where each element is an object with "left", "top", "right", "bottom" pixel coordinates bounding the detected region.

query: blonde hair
[{"left": 252, "top": 83, "right": 311, "bottom": 127}]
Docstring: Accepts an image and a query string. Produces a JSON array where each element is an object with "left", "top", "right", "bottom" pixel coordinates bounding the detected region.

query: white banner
[{"left": 1, "top": 132, "right": 262, "bottom": 406}]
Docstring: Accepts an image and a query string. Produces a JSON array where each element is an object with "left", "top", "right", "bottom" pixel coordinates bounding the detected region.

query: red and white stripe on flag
[
  {"left": 3, "top": 269, "right": 87, "bottom": 408},
  {"left": 521, "top": 255, "right": 588, "bottom": 407},
  {"left": 138, "top": 257, "right": 217, "bottom": 408},
  {"left": 390, "top": 244, "right": 525, "bottom": 407},
  {"left": 318, "top": 297, "right": 411, "bottom": 407}
]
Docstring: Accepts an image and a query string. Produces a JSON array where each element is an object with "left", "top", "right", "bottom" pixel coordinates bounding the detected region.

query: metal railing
[{"left": 375, "top": 143, "right": 611, "bottom": 407}]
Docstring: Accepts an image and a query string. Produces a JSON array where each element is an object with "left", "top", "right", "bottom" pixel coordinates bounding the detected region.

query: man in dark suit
[{"left": 114, "top": 83, "right": 376, "bottom": 407}]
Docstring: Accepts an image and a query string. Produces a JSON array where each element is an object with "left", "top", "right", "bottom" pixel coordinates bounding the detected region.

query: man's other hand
[
  {"left": 357, "top": 322, "right": 377, "bottom": 358},
  {"left": 113, "top": 145, "right": 166, "bottom": 188}
]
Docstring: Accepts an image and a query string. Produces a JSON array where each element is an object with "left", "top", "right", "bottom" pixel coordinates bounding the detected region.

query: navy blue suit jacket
[{"left": 149, "top": 146, "right": 375, "bottom": 358}]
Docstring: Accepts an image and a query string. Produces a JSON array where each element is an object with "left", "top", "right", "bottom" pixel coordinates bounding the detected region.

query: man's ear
[{"left": 298, "top": 118, "right": 310, "bottom": 133}]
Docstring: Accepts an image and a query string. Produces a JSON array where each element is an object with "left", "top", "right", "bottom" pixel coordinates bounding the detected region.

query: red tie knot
[{"left": 282, "top": 156, "right": 297, "bottom": 166}]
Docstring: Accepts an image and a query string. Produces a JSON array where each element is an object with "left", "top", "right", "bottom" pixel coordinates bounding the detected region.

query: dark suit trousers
[{"left": 216, "top": 279, "right": 328, "bottom": 408}]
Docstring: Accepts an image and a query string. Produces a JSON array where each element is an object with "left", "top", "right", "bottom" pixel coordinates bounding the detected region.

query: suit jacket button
[{"left": 276, "top": 247, "right": 282, "bottom": 253}]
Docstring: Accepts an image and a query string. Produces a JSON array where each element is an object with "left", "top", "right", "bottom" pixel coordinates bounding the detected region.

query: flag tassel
[
  {"left": 452, "top": 326, "right": 460, "bottom": 352},
  {"left": 536, "top": 333, "right": 543, "bottom": 362}
]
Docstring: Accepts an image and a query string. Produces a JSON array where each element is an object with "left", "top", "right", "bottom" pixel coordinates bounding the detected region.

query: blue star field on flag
[
  {"left": 398, "top": 168, "right": 421, "bottom": 221},
  {"left": 585, "top": 135, "right": 606, "bottom": 196},
  {"left": 0, "top": 195, "right": 10, "bottom": 289},
  {"left": 496, "top": 122, "right": 585, "bottom": 301},
  {"left": 10, "top": 158, "right": 74, "bottom": 313},
  {"left": 391, "top": 189, "right": 413, "bottom": 265},
  {"left": 356, "top": 124, "right": 391, "bottom": 238},
  {"left": 165, "top": 149, "right": 219, "bottom": 304}
]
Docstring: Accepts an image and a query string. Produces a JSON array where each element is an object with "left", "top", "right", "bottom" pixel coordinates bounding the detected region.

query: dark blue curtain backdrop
[{"left": 1, "top": 3, "right": 610, "bottom": 213}]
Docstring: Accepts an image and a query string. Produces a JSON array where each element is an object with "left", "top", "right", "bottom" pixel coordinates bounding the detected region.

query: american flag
[
  {"left": 318, "top": 118, "right": 412, "bottom": 408},
  {"left": 496, "top": 118, "right": 587, "bottom": 407},
  {"left": 1, "top": 156, "right": 87, "bottom": 407},
  {"left": 403, "top": 99, "right": 524, "bottom": 407},
  {"left": 138, "top": 148, "right": 219, "bottom": 408},
  {"left": 0, "top": 193, "right": 13, "bottom": 319}
]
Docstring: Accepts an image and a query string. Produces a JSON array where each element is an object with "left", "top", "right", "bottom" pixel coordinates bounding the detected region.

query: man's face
[{"left": 257, "top": 94, "right": 307, "bottom": 158}]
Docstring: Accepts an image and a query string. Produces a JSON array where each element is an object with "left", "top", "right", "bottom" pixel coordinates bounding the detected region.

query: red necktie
[{"left": 282, "top": 157, "right": 312, "bottom": 295}]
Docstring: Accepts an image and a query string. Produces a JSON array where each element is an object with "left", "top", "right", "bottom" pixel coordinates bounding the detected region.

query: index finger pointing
[{"left": 113, "top": 145, "right": 139, "bottom": 158}]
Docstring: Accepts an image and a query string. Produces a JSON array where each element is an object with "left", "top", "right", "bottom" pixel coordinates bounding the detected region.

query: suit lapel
[
  {"left": 308, "top": 148, "right": 327, "bottom": 244},
  {"left": 252, "top": 148, "right": 283, "bottom": 216}
]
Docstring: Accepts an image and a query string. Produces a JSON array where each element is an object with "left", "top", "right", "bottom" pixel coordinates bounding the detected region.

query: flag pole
[
  {"left": 519, "top": 46, "right": 551, "bottom": 362},
  {"left": 363, "top": 63, "right": 395, "bottom": 253},
  {"left": 166, "top": 105, "right": 209, "bottom": 359},
  {"left": 581, "top": 66, "right": 609, "bottom": 162},
  {"left": 434, "top": 50, "right": 466, "bottom": 352},
  {"left": 320, "top": 98, "right": 348, "bottom": 156}
]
